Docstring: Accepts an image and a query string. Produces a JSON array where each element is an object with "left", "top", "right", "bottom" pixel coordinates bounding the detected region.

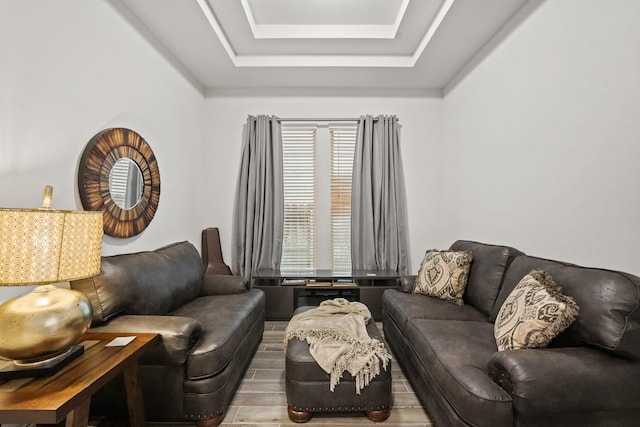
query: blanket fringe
[{"left": 286, "top": 327, "right": 391, "bottom": 394}]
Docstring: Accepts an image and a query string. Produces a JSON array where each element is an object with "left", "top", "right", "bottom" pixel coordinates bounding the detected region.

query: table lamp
[{"left": 0, "top": 186, "right": 103, "bottom": 368}]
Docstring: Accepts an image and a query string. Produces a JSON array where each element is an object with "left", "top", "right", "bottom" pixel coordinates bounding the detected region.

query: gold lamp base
[{"left": 0, "top": 284, "right": 93, "bottom": 365}]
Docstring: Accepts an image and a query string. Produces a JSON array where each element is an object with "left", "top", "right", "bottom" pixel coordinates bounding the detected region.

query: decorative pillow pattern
[
  {"left": 494, "top": 269, "right": 579, "bottom": 351},
  {"left": 414, "top": 250, "right": 473, "bottom": 305}
]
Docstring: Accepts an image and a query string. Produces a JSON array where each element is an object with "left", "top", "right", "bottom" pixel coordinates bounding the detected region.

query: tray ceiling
[{"left": 108, "top": 0, "right": 542, "bottom": 95}]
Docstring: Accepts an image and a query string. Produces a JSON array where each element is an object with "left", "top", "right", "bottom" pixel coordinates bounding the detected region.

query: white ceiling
[{"left": 107, "top": 0, "right": 542, "bottom": 96}]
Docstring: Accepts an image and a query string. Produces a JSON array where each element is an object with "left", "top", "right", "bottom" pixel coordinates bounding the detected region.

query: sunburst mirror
[{"left": 78, "top": 128, "right": 160, "bottom": 238}]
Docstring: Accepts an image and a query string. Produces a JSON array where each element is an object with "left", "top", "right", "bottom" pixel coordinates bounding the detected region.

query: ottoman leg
[
  {"left": 196, "top": 412, "right": 225, "bottom": 427},
  {"left": 365, "top": 408, "right": 391, "bottom": 422},
  {"left": 288, "top": 406, "right": 313, "bottom": 423}
]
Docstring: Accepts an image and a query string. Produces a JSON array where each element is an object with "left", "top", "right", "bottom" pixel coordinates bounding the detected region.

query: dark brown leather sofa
[
  {"left": 70, "top": 238, "right": 265, "bottom": 427},
  {"left": 383, "top": 240, "right": 640, "bottom": 426}
]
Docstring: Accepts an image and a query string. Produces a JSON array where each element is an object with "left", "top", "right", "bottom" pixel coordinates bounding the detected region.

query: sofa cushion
[
  {"left": 449, "top": 240, "right": 524, "bottom": 316},
  {"left": 491, "top": 256, "right": 640, "bottom": 359},
  {"left": 383, "top": 289, "right": 487, "bottom": 332},
  {"left": 404, "top": 319, "right": 513, "bottom": 426},
  {"left": 414, "top": 250, "right": 473, "bottom": 305},
  {"left": 71, "top": 241, "right": 203, "bottom": 322},
  {"left": 494, "top": 270, "right": 579, "bottom": 351},
  {"left": 170, "top": 289, "right": 265, "bottom": 380}
]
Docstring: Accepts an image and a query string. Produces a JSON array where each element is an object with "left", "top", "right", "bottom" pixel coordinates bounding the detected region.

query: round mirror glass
[{"left": 108, "top": 157, "right": 144, "bottom": 210}]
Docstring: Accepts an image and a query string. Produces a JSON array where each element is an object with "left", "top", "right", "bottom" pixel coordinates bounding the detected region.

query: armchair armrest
[
  {"left": 488, "top": 347, "right": 640, "bottom": 415},
  {"left": 399, "top": 275, "right": 417, "bottom": 293},
  {"left": 89, "top": 315, "right": 202, "bottom": 364},
  {"left": 201, "top": 274, "right": 248, "bottom": 295}
]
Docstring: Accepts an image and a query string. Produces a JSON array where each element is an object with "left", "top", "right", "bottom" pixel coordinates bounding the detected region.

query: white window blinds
[
  {"left": 281, "top": 121, "right": 357, "bottom": 271},
  {"left": 330, "top": 125, "right": 356, "bottom": 271},
  {"left": 281, "top": 125, "right": 317, "bottom": 269}
]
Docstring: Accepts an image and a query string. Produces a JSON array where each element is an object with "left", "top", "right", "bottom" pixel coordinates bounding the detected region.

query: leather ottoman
[{"left": 285, "top": 306, "right": 392, "bottom": 423}]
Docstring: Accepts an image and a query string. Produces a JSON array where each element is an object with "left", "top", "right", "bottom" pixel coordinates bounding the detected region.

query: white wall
[
  {"left": 0, "top": 0, "right": 205, "bottom": 301},
  {"left": 201, "top": 96, "right": 443, "bottom": 273},
  {"left": 442, "top": 0, "right": 640, "bottom": 274}
]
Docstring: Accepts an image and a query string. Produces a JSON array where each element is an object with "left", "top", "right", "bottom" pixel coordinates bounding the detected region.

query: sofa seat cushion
[
  {"left": 405, "top": 319, "right": 513, "bottom": 426},
  {"left": 170, "top": 289, "right": 265, "bottom": 380},
  {"left": 383, "top": 289, "right": 487, "bottom": 332}
]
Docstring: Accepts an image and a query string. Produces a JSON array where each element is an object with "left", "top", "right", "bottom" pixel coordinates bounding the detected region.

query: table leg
[
  {"left": 65, "top": 397, "right": 90, "bottom": 427},
  {"left": 123, "top": 361, "right": 146, "bottom": 427}
]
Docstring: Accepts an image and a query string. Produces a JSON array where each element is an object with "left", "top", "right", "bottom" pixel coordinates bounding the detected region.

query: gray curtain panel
[
  {"left": 232, "top": 115, "right": 284, "bottom": 280},
  {"left": 351, "top": 115, "right": 409, "bottom": 274}
]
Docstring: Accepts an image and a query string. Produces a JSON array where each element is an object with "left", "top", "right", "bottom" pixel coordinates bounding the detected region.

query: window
[
  {"left": 329, "top": 126, "right": 356, "bottom": 271},
  {"left": 281, "top": 122, "right": 357, "bottom": 271},
  {"left": 281, "top": 125, "right": 317, "bottom": 269}
]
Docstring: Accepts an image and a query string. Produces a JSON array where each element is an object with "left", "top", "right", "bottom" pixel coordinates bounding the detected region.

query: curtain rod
[
  {"left": 277, "top": 117, "right": 360, "bottom": 122},
  {"left": 276, "top": 117, "right": 401, "bottom": 128}
]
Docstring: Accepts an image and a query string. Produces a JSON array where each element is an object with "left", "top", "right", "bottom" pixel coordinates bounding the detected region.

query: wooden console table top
[{"left": 0, "top": 332, "right": 159, "bottom": 427}]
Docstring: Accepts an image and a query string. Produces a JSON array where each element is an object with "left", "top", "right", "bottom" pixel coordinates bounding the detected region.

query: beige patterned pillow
[
  {"left": 414, "top": 250, "right": 473, "bottom": 305},
  {"left": 494, "top": 269, "right": 579, "bottom": 351}
]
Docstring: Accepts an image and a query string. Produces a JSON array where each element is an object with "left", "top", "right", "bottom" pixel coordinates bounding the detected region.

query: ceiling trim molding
[
  {"left": 196, "top": 0, "right": 238, "bottom": 58},
  {"left": 240, "top": 0, "right": 410, "bottom": 39},
  {"left": 242, "top": 24, "right": 399, "bottom": 40},
  {"left": 204, "top": 86, "right": 444, "bottom": 98},
  {"left": 197, "top": 0, "right": 455, "bottom": 68},
  {"left": 233, "top": 55, "right": 415, "bottom": 68}
]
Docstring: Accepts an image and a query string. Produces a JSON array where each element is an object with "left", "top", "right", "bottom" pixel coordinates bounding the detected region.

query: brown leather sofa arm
[
  {"left": 488, "top": 346, "right": 640, "bottom": 414},
  {"left": 201, "top": 274, "right": 248, "bottom": 295},
  {"left": 398, "top": 275, "right": 417, "bottom": 293},
  {"left": 89, "top": 315, "right": 202, "bottom": 365}
]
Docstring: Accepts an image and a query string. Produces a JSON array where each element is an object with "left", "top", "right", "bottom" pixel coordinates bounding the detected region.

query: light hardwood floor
[{"left": 217, "top": 321, "right": 433, "bottom": 427}]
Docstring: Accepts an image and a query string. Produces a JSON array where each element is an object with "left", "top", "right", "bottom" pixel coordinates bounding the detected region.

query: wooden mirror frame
[{"left": 78, "top": 128, "right": 160, "bottom": 238}]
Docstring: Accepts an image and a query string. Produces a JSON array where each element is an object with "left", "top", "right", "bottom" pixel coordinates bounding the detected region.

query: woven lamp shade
[{"left": 0, "top": 208, "right": 103, "bottom": 285}]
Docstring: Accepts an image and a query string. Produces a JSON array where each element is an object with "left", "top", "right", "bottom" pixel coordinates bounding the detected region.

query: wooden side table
[{"left": 0, "top": 332, "right": 159, "bottom": 427}]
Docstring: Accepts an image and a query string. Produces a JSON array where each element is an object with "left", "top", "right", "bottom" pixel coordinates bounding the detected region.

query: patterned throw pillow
[
  {"left": 414, "top": 250, "right": 473, "bottom": 305},
  {"left": 494, "top": 269, "right": 579, "bottom": 351}
]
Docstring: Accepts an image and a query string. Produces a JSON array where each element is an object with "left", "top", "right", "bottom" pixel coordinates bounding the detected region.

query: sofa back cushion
[
  {"left": 71, "top": 241, "right": 203, "bottom": 322},
  {"left": 491, "top": 255, "right": 640, "bottom": 359},
  {"left": 449, "top": 240, "right": 523, "bottom": 316}
]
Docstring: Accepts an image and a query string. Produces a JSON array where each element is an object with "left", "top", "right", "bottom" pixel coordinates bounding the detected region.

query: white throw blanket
[{"left": 284, "top": 298, "right": 391, "bottom": 394}]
